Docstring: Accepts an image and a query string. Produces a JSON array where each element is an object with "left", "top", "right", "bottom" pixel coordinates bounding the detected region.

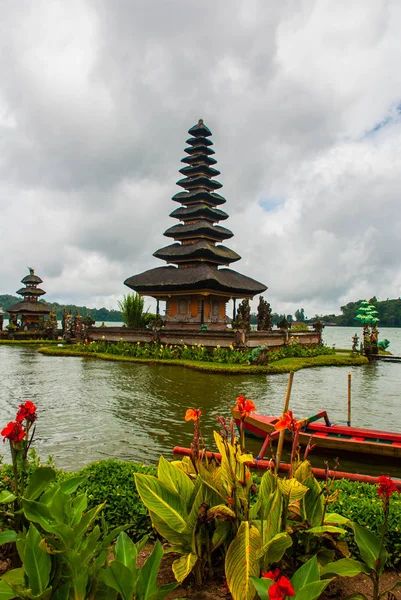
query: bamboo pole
[
  {"left": 347, "top": 372, "right": 351, "bottom": 427},
  {"left": 275, "top": 371, "right": 294, "bottom": 474}
]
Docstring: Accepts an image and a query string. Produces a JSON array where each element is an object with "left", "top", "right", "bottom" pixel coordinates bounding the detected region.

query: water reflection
[{"left": 0, "top": 344, "right": 400, "bottom": 476}]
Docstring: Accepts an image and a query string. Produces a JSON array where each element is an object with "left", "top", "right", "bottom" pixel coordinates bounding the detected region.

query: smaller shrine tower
[{"left": 7, "top": 268, "right": 51, "bottom": 329}]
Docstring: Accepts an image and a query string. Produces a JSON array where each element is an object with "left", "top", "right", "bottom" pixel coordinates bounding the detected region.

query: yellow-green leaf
[
  {"left": 277, "top": 478, "right": 309, "bottom": 502},
  {"left": 157, "top": 456, "right": 194, "bottom": 503},
  {"left": 225, "top": 522, "right": 261, "bottom": 600},
  {"left": 134, "top": 474, "right": 187, "bottom": 533},
  {"left": 172, "top": 552, "right": 198, "bottom": 583}
]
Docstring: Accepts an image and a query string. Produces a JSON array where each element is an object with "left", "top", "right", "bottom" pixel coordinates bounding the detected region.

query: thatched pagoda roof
[
  {"left": 16, "top": 287, "right": 46, "bottom": 296},
  {"left": 7, "top": 301, "right": 51, "bottom": 315},
  {"left": 164, "top": 220, "right": 233, "bottom": 242},
  {"left": 125, "top": 264, "right": 265, "bottom": 297},
  {"left": 124, "top": 119, "right": 267, "bottom": 298},
  {"left": 169, "top": 204, "right": 228, "bottom": 222},
  {"left": 154, "top": 241, "right": 240, "bottom": 264}
]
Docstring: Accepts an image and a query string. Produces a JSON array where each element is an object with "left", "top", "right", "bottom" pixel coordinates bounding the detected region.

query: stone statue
[
  {"left": 351, "top": 333, "right": 359, "bottom": 353},
  {"left": 257, "top": 296, "right": 273, "bottom": 331},
  {"left": 236, "top": 299, "right": 251, "bottom": 331},
  {"left": 370, "top": 325, "right": 379, "bottom": 354}
]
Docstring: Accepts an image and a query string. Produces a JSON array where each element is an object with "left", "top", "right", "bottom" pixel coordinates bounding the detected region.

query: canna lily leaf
[
  {"left": 277, "top": 478, "right": 309, "bottom": 503},
  {"left": 0, "top": 530, "right": 17, "bottom": 546},
  {"left": 114, "top": 531, "right": 137, "bottom": 572},
  {"left": 291, "top": 555, "right": 320, "bottom": 590},
  {"left": 320, "top": 558, "right": 370, "bottom": 578},
  {"left": 172, "top": 552, "right": 198, "bottom": 583},
  {"left": 0, "top": 491, "right": 16, "bottom": 505},
  {"left": 0, "top": 581, "right": 15, "bottom": 600},
  {"left": 24, "top": 524, "right": 51, "bottom": 596},
  {"left": 135, "top": 474, "right": 187, "bottom": 533},
  {"left": 351, "top": 522, "right": 383, "bottom": 572},
  {"left": 24, "top": 467, "right": 56, "bottom": 501},
  {"left": 225, "top": 521, "right": 261, "bottom": 600},
  {"left": 292, "top": 580, "right": 331, "bottom": 600},
  {"left": 157, "top": 456, "right": 194, "bottom": 503}
]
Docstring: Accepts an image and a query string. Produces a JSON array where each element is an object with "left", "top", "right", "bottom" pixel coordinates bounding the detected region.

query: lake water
[{"left": 0, "top": 327, "right": 400, "bottom": 476}]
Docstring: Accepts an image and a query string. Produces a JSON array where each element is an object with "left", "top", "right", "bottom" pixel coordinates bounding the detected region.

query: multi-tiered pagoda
[
  {"left": 124, "top": 120, "right": 267, "bottom": 330},
  {"left": 7, "top": 268, "right": 51, "bottom": 329}
]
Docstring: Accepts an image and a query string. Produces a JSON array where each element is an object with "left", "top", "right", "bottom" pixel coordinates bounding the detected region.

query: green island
[{"left": 37, "top": 341, "right": 369, "bottom": 374}]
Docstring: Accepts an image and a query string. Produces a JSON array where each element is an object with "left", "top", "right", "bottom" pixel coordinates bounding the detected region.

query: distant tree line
[{"left": 0, "top": 295, "right": 123, "bottom": 322}]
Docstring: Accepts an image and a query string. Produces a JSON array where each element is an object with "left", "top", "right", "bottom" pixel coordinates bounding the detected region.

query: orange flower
[
  {"left": 274, "top": 410, "right": 300, "bottom": 432},
  {"left": 184, "top": 408, "right": 202, "bottom": 422},
  {"left": 236, "top": 396, "right": 256, "bottom": 418}
]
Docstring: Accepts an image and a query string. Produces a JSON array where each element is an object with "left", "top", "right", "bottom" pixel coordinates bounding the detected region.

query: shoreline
[{"left": 37, "top": 344, "right": 369, "bottom": 374}]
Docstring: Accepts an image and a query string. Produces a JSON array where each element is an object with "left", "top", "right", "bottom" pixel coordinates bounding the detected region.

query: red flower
[
  {"left": 269, "top": 575, "right": 295, "bottom": 599},
  {"left": 16, "top": 400, "right": 37, "bottom": 424},
  {"left": 1, "top": 421, "right": 25, "bottom": 443},
  {"left": 377, "top": 475, "right": 398, "bottom": 499},
  {"left": 262, "top": 568, "right": 280, "bottom": 580},
  {"left": 184, "top": 408, "right": 202, "bottom": 422},
  {"left": 236, "top": 396, "right": 256, "bottom": 418}
]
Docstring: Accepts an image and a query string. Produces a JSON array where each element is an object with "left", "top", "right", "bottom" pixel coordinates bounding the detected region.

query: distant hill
[{"left": 0, "top": 295, "right": 123, "bottom": 322}]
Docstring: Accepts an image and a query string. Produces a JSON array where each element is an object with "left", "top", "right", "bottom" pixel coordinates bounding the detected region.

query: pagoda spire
[{"left": 124, "top": 120, "right": 267, "bottom": 330}]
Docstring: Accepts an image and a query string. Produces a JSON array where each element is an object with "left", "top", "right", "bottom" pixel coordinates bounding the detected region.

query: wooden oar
[{"left": 275, "top": 371, "right": 294, "bottom": 474}]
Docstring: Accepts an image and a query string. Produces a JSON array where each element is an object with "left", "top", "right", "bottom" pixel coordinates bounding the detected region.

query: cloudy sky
[{"left": 1, "top": 0, "right": 401, "bottom": 318}]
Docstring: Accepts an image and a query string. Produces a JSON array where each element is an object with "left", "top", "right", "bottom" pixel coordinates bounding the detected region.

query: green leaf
[
  {"left": 257, "top": 532, "right": 292, "bottom": 564},
  {"left": 157, "top": 456, "right": 194, "bottom": 504},
  {"left": 24, "top": 467, "right": 56, "bottom": 501},
  {"left": 302, "top": 476, "right": 324, "bottom": 526},
  {"left": 22, "top": 499, "right": 55, "bottom": 533},
  {"left": 211, "top": 520, "right": 231, "bottom": 552},
  {"left": 135, "top": 474, "right": 187, "bottom": 533},
  {"left": 249, "top": 576, "right": 274, "bottom": 600},
  {"left": 351, "top": 522, "right": 383, "bottom": 572},
  {"left": 0, "top": 581, "right": 16, "bottom": 600},
  {"left": 172, "top": 553, "right": 198, "bottom": 584},
  {"left": 101, "top": 560, "right": 135, "bottom": 600},
  {"left": 73, "top": 503, "right": 105, "bottom": 542},
  {"left": 153, "top": 582, "right": 179, "bottom": 600},
  {"left": 1, "top": 567, "right": 25, "bottom": 586},
  {"left": 320, "top": 558, "right": 370, "bottom": 578},
  {"left": 115, "top": 531, "right": 137, "bottom": 572},
  {"left": 0, "top": 490, "right": 16, "bottom": 504},
  {"left": 277, "top": 478, "right": 309, "bottom": 502},
  {"left": 149, "top": 511, "right": 187, "bottom": 547},
  {"left": 0, "top": 530, "right": 17, "bottom": 546},
  {"left": 293, "top": 580, "right": 331, "bottom": 600},
  {"left": 225, "top": 522, "right": 262, "bottom": 600},
  {"left": 59, "top": 475, "right": 86, "bottom": 495},
  {"left": 306, "top": 525, "right": 347, "bottom": 535},
  {"left": 324, "top": 513, "right": 351, "bottom": 526},
  {"left": 137, "top": 540, "right": 164, "bottom": 598},
  {"left": 24, "top": 524, "right": 51, "bottom": 595},
  {"left": 291, "top": 555, "right": 320, "bottom": 590},
  {"left": 260, "top": 488, "right": 283, "bottom": 544}
]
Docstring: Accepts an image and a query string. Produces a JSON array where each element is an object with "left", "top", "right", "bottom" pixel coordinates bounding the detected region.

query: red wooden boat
[
  {"left": 173, "top": 446, "right": 401, "bottom": 490},
  {"left": 231, "top": 409, "right": 401, "bottom": 460}
]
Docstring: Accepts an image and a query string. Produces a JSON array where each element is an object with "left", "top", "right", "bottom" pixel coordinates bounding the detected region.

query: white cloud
[{"left": 1, "top": 0, "right": 401, "bottom": 317}]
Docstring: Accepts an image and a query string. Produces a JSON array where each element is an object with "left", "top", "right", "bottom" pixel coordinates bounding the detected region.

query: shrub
[{"left": 77, "top": 459, "right": 156, "bottom": 541}]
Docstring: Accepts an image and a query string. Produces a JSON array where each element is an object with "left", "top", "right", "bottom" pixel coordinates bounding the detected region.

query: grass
[
  {"left": 38, "top": 345, "right": 369, "bottom": 374},
  {"left": 0, "top": 338, "right": 60, "bottom": 345}
]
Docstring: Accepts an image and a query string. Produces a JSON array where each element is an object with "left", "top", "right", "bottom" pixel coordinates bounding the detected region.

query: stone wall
[{"left": 87, "top": 327, "right": 321, "bottom": 349}]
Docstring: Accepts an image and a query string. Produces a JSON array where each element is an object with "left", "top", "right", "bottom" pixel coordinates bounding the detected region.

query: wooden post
[
  {"left": 201, "top": 298, "right": 205, "bottom": 325},
  {"left": 275, "top": 371, "right": 294, "bottom": 474},
  {"left": 233, "top": 298, "right": 236, "bottom": 323},
  {"left": 156, "top": 299, "right": 160, "bottom": 316},
  {"left": 347, "top": 372, "right": 351, "bottom": 427}
]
